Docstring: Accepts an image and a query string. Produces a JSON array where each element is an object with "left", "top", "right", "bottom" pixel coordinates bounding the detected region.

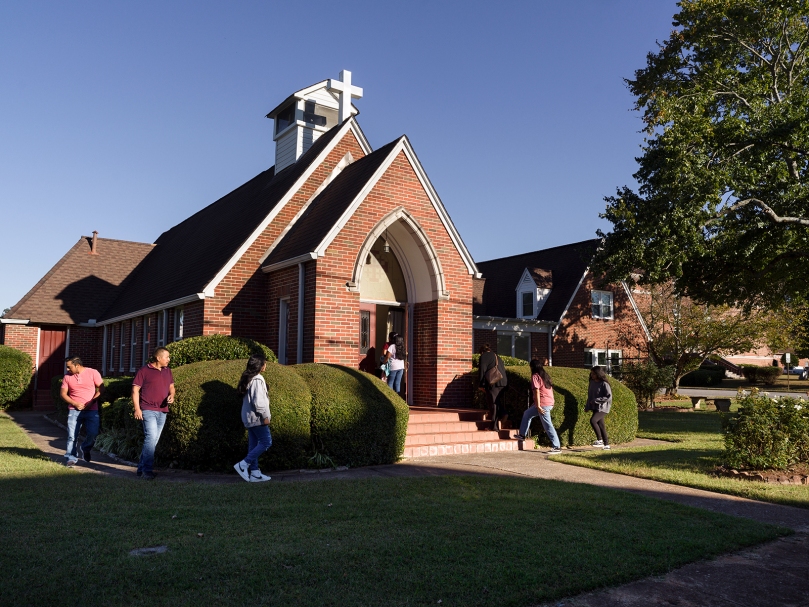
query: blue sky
[{"left": 0, "top": 1, "right": 679, "bottom": 311}]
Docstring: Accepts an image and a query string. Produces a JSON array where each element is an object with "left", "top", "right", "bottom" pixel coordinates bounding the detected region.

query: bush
[
  {"left": 471, "top": 354, "right": 529, "bottom": 368},
  {"left": 294, "top": 364, "right": 409, "bottom": 467},
  {"left": 51, "top": 375, "right": 134, "bottom": 427},
  {"left": 723, "top": 394, "right": 809, "bottom": 470},
  {"left": 483, "top": 366, "right": 637, "bottom": 447},
  {"left": 0, "top": 345, "right": 32, "bottom": 409},
  {"left": 155, "top": 359, "right": 311, "bottom": 471},
  {"left": 680, "top": 368, "right": 726, "bottom": 387},
  {"left": 741, "top": 365, "right": 782, "bottom": 385},
  {"left": 616, "top": 361, "right": 675, "bottom": 408},
  {"left": 166, "top": 334, "right": 277, "bottom": 367},
  {"left": 93, "top": 398, "right": 143, "bottom": 461}
]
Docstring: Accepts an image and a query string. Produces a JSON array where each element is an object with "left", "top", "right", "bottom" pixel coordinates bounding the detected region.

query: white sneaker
[
  {"left": 65, "top": 457, "right": 78, "bottom": 467},
  {"left": 591, "top": 440, "right": 604, "bottom": 447},
  {"left": 234, "top": 460, "right": 250, "bottom": 482},
  {"left": 249, "top": 470, "right": 271, "bottom": 482},
  {"left": 602, "top": 444, "right": 611, "bottom": 450}
]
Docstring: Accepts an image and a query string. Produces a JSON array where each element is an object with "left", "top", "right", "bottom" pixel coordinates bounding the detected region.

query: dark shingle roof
[
  {"left": 5, "top": 237, "right": 154, "bottom": 325},
  {"left": 475, "top": 239, "right": 599, "bottom": 322},
  {"left": 263, "top": 137, "right": 402, "bottom": 267},
  {"left": 100, "top": 124, "right": 344, "bottom": 321}
]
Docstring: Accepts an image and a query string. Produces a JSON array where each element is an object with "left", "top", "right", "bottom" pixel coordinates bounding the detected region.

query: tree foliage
[{"left": 596, "top": 0, "right": 809, "bottom": 307}]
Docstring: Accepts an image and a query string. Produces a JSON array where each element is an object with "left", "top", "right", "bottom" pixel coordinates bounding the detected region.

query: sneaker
[
  {"left": 514, "top": 434, "right": 526, "bottom": 441},
  {"left": 83, "top": 448, "right": 92, "bottom": 463},
  {"left": 591, "top": 440, "right": 604, "bottom": 447},
  {"left": 249, "top": 470, "right": 271, "bottom": 482},
  {"left": 602, "top": 445, "right": 611, "bottom": 450},
  {"left": 143, "top": 472, "right": 157, "bottom": 480},
  {"left": 548, "top": 446, "right": 562, "bottom": 454},
  {"left": 65, "top": 457, "right": 77, "bottom": 467},
  {"left": 234, "top": 460, "right": 251, "bottom": 482}
]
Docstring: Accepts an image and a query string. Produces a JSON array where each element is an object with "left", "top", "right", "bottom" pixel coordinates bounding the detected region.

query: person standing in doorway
[
  {"left": 382, "top": 332, "right": 405, "bottom": 396},
  {"left": 478, "top": 344, "right": 507, "bottom": 431},
  {"left": 586, "top": 366, "right": 613, "bottom": 450},
  {"left": 514, "top": 359, "right": 561, "bottom": 453},
  {"left": 233, "top": 353, "right": 273, "bottom": 483},
  {"left": 132, "top": 347, "right": 175, "bottom": 480},
  {"left": 61, "top": 356, "right": 104, "bottom": 466}
]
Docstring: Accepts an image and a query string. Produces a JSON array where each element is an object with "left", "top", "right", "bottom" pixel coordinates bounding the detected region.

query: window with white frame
[
  {"left": 129, "top": 319, "right": 138, "bottom": 372},
  {"left": 278, "top": 298, "right": 290, "bottom": 365},
  {"left": 584, "top": 348, "right": 622, "bottom": 373},
  {"left": 174, "top": 307, "right": 184, "bottom": 341},
  {"left": 157, "top": 310, "right": 167, "bottom": 347},
  {"left": 591, "top": 290, "right": 614, "bottom": 319},
  {"left": 497, "top": 332, "right": 531, "bottom": 362},
  {"left": 119, "top": 322, "right": 126, "bottom": 372},
  {"left": 107, "top": 326, "right": 115, "bottom": 372},
  {"left": 516, "top": 269, "right": 552, "bottom": 319},
  {"left": 142, "top": 315, "right": 151, "bottom": 364}
]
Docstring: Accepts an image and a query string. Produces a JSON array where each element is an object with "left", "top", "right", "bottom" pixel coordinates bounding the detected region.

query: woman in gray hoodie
[
  {"left": 586, "top": 366, "right": 612, "bottom": 450},
  {"left": 233, "top": 353, "right": 273, "bottom": 482}
]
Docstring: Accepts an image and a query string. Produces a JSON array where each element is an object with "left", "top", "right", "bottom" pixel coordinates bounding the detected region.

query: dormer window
[
  {"left": 275, "top": 103, "right": 296, "bottom": 134},
  {"left": 516, "top": 268, "right": 551, "bottom": 319},
  {"left": 521, "top": 292, "right": 534, "bottom": 317}
]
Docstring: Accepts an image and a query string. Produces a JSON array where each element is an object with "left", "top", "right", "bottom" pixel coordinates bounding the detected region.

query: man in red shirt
[
  {"left": 132, "top": 347, "right": 175, "bottom": 480},
  {"left": 60, "top": 356, "right": 104, "bottom": 466}
]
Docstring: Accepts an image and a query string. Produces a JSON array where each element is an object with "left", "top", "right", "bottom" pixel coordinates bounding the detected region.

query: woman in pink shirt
[{"left": 514, "top": 359, "right": 561, "bottom": 453}]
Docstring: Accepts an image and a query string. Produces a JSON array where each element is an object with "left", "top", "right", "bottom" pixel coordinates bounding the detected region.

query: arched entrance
[{"left": 351, "top": 208, "right": 448, "bottom": 405}]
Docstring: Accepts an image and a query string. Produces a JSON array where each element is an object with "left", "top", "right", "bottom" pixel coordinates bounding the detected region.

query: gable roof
[
  {"left": 100, "top": 120, "right": 362, "bottom": 322},
  {"left": 4, "top": 236, "right": 154, "bottom": 325},
  {"left": 475, "top": 239, "right": 599, "bottom": 322}
]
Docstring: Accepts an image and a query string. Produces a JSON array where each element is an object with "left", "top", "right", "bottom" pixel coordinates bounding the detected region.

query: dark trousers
[
  {"left": 486, "top": 387, "right": 504, "bottom": 423},
  {"left": 590, "top": 411, "right": 609, "bottom": 444}
]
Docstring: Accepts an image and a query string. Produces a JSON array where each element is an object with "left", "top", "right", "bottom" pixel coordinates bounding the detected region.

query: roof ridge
[
  {"left": 80, "top": 236, "right": 154, "bottom": 246},
  {"left": 477, "top": 238, "right": 599, "bottom": 265}
]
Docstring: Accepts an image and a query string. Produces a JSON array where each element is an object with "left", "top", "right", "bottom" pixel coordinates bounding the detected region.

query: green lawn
[
  {"left": 0, "top": 413, "right": 789, "bottom": 607},
  {"left": 553, "top": 410, "right": 809, "bottom": 509}
]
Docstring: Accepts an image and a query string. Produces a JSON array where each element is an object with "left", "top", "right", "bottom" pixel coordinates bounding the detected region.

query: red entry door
[
  {"left": 358, "top": 303, "right": 376, "bottom": 373},
  {"left": 35, "top": 327, "right": 67, "bottom": 409}
]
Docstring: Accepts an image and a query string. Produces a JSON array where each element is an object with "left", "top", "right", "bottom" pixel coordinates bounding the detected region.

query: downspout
[
  {"left": 297, "top": 262, "right": 304, "bottom": 364},
  {"left": 547, "top": 325, "right": 553, "bottom": 366}
]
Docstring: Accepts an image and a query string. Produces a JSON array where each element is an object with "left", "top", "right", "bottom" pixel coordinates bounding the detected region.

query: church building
[{"left": 1, "top": 71, "right": 480, "bottom": 409}]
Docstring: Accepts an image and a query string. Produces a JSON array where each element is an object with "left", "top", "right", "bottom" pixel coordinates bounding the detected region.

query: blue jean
[
  {"left": 137, "top": 410, "right": 167, "bottom": 474},
  {"left": 245, "top": 424, "right": 273, "bottom": 471},
  {"left": 519, "top": 405, "right": 560, "bottom": 448},
  {"left": 65, "top": 409, "right": 100, "bottom": 458},
  {"left": 387, "top": 368, "right": 403, "bottom": 393}
]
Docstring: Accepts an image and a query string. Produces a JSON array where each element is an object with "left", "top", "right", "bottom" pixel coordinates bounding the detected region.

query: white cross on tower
[{"left": 327, "top": 70, "right": 363, "bottom": 124}]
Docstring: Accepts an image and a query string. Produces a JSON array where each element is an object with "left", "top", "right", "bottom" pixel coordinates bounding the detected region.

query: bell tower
[{"left": 266, "top": 70, "right": 363, "bottom": 172}]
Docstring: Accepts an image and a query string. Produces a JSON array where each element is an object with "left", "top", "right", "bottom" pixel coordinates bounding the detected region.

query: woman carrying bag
[{"left": 478, "top": 344, "right": 507, "bottom": 431}]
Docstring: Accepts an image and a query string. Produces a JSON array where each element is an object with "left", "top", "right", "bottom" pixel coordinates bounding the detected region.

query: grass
[
  {"left": 686, "top": 375, "right": 809, "bottom": 393},
  {"left": 552, "top": 410, "right": 809, "bottom": 509},
  {"left": 0, "top": 414, "right": 790, "bottom": 607}
]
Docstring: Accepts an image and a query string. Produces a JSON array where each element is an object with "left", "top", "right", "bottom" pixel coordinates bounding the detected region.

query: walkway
[{"left": 8, "top": 410, "right": 809, "bottom": 606}]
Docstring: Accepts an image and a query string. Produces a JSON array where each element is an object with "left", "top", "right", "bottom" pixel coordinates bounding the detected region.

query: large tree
[{"left": 596, "top": 0, "right": 809, "bottom": 307}]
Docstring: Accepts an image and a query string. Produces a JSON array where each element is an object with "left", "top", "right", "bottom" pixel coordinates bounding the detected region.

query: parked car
[{"left": 783, "top": 366, "right": 805, "bottom": 376}]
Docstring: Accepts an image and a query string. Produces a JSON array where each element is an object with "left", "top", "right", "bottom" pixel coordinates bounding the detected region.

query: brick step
[
  {"left": 405, "top": 428, "right": 519, "bottom": 446},
  {"left": 406, "top": 420, "right": 493, "bottom": 434},
  {"left": 404, "top": 438, "right": 534, "bottom": 458},
  {"left": 407, "top": 410, "right": 487, "bottom": 424}
]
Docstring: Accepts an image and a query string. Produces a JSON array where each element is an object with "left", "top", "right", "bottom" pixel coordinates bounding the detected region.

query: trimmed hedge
[
  {"left": 723, "top": 394, "right": 809, "bottom": 470},
  {"left": 680, "top": 368, "right": 725, "bottom": 387},
  {"left": 294, "top": 364, "right": 409, "bottom": 467},
  {"left": 166, "top": 334, "right": 277, "bottom": 367},
  {"left": 156, "top": 359, "right": 311, "bottom": 471},
  {"left": 471, "top": 354, "right": 529, "bottom": 368},
  {"left": 0, "top": 345, "right": 32, "bottom": 410},
  {"left": 469, "top": 366, "right": 638, "bottom": 446},
  {"left": 740, "top": 365, "right": 782, "bottom": 385}
]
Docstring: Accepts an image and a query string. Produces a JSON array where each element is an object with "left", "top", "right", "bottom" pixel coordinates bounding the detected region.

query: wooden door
[
  {"left": 358, "top": 303, "right": 376, "bottom": 372},
  {"left": 35, "top": 327, "right": 66, "bottom": 409}
]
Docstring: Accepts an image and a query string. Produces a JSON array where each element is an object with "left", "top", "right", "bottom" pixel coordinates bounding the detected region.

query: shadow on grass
[
  {"left": 638, "top": 411, "right": 724, "bottom": 436},
  {"left": 580, "top": 447, "right": 721, "bottom": 472},
  {"left": 0, "top": 446, "right": 56, "bottom": 463}
]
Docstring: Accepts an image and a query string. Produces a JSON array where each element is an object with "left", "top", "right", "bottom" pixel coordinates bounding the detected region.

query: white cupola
[{"left": 266, "top": 70, "right": 363, "bottom": 172}]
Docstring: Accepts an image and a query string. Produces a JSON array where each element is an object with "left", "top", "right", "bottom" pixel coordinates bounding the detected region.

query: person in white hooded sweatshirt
[{"left": 234, "top": 353, "right": 273, "bottom": 482}]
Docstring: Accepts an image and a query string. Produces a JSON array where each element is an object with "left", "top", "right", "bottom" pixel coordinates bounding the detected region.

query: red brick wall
[
  {"left": 311, "top": 150, "right": 474, "bottom": 407},
  {"left": 552, "top": 274, "right": 647, "bottom": 368},
  {"left": 68, "top": 326, "right": 103, "bottom": 372},
  {"left": 266, "top": 265, "right": 300, "bottom": 365},
  {"left": 202, "top": 131, "right": 368, "bottom": 347},
  {"left": 2, "top": 324, "right": 38, "bottom": 365},
  {"left": 473, "top": 329, "right": 496, "bottom": 354},
  {"left": 531, "top": 332, "right": 550, "bottom": 365}
]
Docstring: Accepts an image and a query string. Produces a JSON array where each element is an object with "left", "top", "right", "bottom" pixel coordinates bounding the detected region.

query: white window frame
[
  {"left": 519, "top": 290, "right": 535, "bottom": 318},
  {"left": 278, "top": 298, "right": 290, "bottom": 365},
  {"left": 157, "top": 310, "right": 167, "bottom": 347},
  {"left": 142, "top": 315, "right": 151, "bottom": 365},
  {"left": 107, "top": 325, "right": 115, "bottom": 372},
  {"left": 119, "top": 321, "right": 126, "bottom": 373},
  {"left": 129, "top": 319, "right": 138, "bottom": 372},
  {"left": 584, "top": 348, "right": 622, "bottom": 373},
  {"left": 591, "top": 290, "right": 614, "bottom": 320},
  {"left": 174, "top": 307, "right": 184, "bottom": 341}
]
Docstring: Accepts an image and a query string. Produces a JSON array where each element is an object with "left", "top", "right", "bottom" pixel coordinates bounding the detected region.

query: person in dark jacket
[
  {"left": 478, "top": 344, "right": 507, "bottom": 430},
  {"left": 586, "top": 366, "right": 613, "bottom": 449}
]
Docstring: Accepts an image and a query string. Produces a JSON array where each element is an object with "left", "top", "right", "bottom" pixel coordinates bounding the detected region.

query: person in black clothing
[{"left": 478, "top": 344, "right": 508, "bottom": 430}]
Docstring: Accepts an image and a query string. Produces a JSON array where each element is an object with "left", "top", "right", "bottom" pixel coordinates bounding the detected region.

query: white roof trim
[
  {"left": 201, "top": 119, "right": 371, "bottom": 297},
  {"left": 552, "top": 268, "right": 590, "bottom": 337},
  {"left": 622, "top": 281, "right": 651, "bottom": 341},
  {"left": 262, "top": 252, "right": 318, "bottom": 273},
  {"left": 0, "top": 318, "right": 30, "bottom": 324},
  {"left": 312, "top": 137, "right": 480, "bottom": 277},
  {"left": 98, "top": 293, "right": 205, "bottom": 326},
  {"left": 515, "top": 268, "right": 536, "bottom": 291}
]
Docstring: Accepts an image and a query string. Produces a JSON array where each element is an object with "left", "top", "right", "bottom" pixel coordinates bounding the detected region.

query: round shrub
[
  {"left": 0, "top": 345, "right": 33, "bottom": 410},
  {"left": 494, "top": 366, "right": 637, "bottom": 446},
  {"left": 166, "top": 334, "right": 277, "bottom": 367},
  {"left": 156, "top": 359, "right": 311, "bottom": 471},
  {"left": 741, "top": 365, "right": 782, "bottom": 385},
  {"left": 680, "top": 368, "right": 725, "bottom": 388},
  {"left": 471, "top": 353, "right": 529, "bottom": 368},
  {"left": 723, "top": 394, "right": 809, "bottom": 470},
  {"left": 617, "top": 361, "right": 675, "bottom": 408},
  {"left": 294, "top": 363, "right": 409, "bottom": 467}
]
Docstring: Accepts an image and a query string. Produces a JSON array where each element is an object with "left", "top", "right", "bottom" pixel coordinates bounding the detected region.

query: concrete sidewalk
[{"left": 7, "top": 409, "right": 809, "bottom": 606}]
